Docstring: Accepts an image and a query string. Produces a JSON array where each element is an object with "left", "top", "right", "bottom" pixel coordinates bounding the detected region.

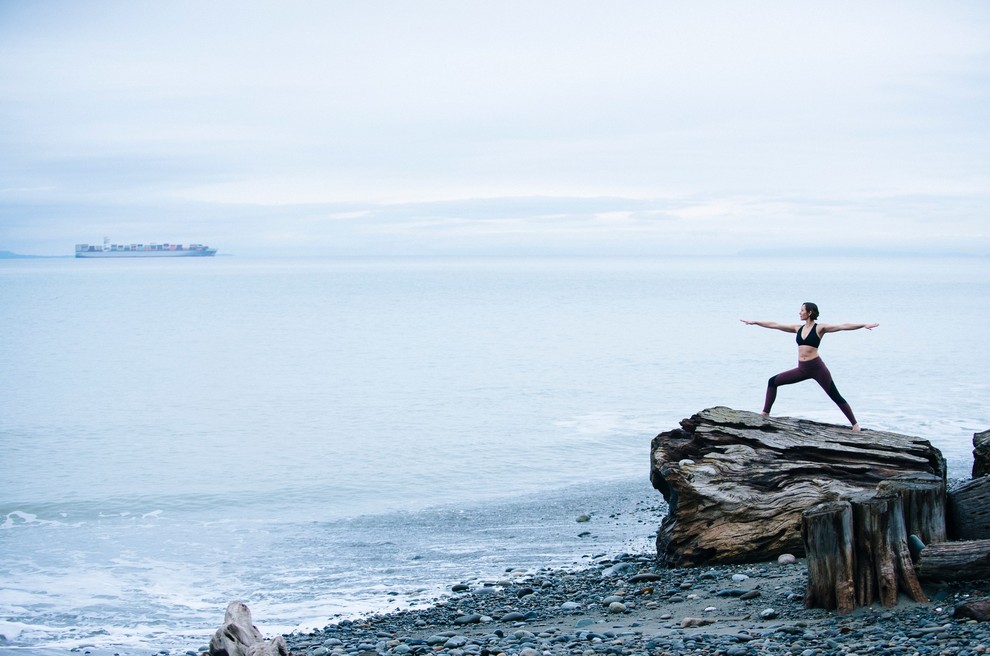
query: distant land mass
[{"left": 736, "top": 247, "right": 988, "bottom": 258}]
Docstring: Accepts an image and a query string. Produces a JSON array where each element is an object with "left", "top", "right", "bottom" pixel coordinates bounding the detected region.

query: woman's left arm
[{"left": 820, "top": 323, "right": 879, "bottom": 333}]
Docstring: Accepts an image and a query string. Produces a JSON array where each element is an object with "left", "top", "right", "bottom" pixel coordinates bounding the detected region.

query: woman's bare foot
[
  {"left": 761, "top": 411, "right": 769, "bottom": 417},
  {"left": 851, "top": 423, "right": 862, "bottom": 432}
]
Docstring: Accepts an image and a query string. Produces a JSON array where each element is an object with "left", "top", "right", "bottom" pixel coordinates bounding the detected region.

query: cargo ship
[{"left": 75, "top": 238, "right": 217, "bottom": 258}]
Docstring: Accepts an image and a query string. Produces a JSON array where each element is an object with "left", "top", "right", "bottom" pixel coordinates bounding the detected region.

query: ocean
[{"left": 1, "top": 255, "right": 987, "bottom": 655}]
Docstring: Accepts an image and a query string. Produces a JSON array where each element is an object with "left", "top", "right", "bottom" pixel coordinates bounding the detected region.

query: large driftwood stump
[
  {"left": 801, "top": 501, "right": 855, "bottom": 614},
  {"left": 876, "top": 472, "right": 947, "bottom": 544},
  {"left": 209, "top": 601, "right": 287, "bottom": 656},
  {"left": 849, "top": 493, "right": 927, "bottom": 607},
  {"left": 916, "top": 540, "right": 990, "bottom": 581},
  {"left": 974, "top": 429, "right": 990, "bottom": 478},
  {"left": 650, "top": 407, "right": 946, "bottom": 566},
  {"left": 948, "top": 476, "right": 990, "bottom": 540}
]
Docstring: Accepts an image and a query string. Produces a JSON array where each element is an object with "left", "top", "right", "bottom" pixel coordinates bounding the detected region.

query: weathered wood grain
[
  {"left": 801, "top": 501, "right": 856, "bottom": 614},
  {"left": 948, "top": 475, "right": 990, "bottom": 540},
  {"left": 974, "top": 429, "right": 990, "bottom": 478},
  {"left": 209, "top": 601, "right": 288, "bottom": 656},
  {"left": 916, "top": 539, "right": 990, "bottom": 582},
  {"left": 849, "top": 493, "right": 927, "bottom": 607},
  {"left": 650, "top": 407, "right": 946, "bottom": 566},
  {"left": 877, "top": 472, "right": 947, "bottom": 544}
]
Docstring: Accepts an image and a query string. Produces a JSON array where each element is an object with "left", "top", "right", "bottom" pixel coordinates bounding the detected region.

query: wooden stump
[
  {"left": 877, "top": 472, "right": 947, "bottom": 544},
  {"left": 850, "top": 493, "right": 928, "bottom": 607},
  {"left": 916, "top": 539, "right": 990, "bottom": 581},
  {"left": 802, "top": 501, "right": 856, "bottom": 614},
  {"left": 949, "top": 475, "right": 990, "bottom": 540}
]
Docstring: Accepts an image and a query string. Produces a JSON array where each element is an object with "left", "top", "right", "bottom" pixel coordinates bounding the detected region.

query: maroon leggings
[{"left": 763, "top": 357, "right": 857, "bottom": 425}]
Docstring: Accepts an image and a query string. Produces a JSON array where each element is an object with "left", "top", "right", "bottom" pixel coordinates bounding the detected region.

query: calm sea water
[{"left": 1, "top": 255, "right": 987, "bottom": 654}]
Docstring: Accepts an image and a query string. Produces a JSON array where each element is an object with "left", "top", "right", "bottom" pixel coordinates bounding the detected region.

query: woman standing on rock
[{"left": 740, "top": 302, "right": 878, "bottom": 431}]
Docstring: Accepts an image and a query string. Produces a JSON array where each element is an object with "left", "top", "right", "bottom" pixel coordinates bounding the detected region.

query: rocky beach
[
  {"left": 259, "top": 550, "right": 990, "bottom": 656},
  {"left": 196, "top": 413, "right": 990, "bottom": 656}
]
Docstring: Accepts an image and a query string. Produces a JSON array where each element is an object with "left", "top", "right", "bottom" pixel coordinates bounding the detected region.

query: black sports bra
[{"left": 796, "top": 323, "right": 822, "bottom": 348}]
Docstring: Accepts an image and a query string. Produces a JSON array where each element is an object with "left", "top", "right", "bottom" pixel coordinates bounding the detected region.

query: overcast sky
[{"left": 1, "top": 1, "right": 988, "bottom": 256}]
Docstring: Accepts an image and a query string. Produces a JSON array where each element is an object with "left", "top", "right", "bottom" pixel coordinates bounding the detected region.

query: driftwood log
[
  {"left": 650, "top": 407, "right": 946, "bottom": 566},
  {"left": 974, "top": 429, "right": 990, "bottom": 478},
  {"left": 916, "top": 539, "right": 990, "bottom": 582},
  {"left": 948, "top": 476, "right": 990, "bottom": 540},
  {"left": 209, "top": 601, "right": 287, "bottom": 656},
  {"left": 876, "top": 472, "right": 947, "bottom": 544},
  {"left": 955, "top": 598, "right": 990, "bottom": 622}
]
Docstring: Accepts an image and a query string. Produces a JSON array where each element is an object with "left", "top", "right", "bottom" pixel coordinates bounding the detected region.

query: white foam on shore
[{"left": 0, "top": 478, "right": 661, "bottom": 655}]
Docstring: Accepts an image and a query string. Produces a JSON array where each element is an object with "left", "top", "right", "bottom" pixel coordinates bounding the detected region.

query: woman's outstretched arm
[
  {"left": 739, "top": 319, "right": 800, "bottom": 333},
  {"left": 820, "top": 323, "right": 879, "bottom": 333}
]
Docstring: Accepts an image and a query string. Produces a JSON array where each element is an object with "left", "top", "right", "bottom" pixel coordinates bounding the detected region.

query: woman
[{"left": 740, "top": 302, "right": 878, "bottom": 431}]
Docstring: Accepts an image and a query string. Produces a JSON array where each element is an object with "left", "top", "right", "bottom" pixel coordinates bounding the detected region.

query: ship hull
[{"left": 75, "top": 249, "right": 217, "bottom": 258}]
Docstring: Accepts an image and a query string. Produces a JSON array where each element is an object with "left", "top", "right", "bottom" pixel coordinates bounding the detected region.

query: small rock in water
[
  {"left": 576, "top": 514, "right": 591, "bottom": 523},
  {"left": 778, "top": 553, "right": 797, "bottom": 565}
]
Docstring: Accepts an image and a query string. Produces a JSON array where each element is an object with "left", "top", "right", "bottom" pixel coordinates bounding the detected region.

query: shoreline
[{"left": 273, "top": 551, "right": 990, "bottom": 656}]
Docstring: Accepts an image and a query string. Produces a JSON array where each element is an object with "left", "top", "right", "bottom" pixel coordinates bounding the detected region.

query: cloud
[{"left": 1, "top": 1, "right": 988, "bottom": 255}]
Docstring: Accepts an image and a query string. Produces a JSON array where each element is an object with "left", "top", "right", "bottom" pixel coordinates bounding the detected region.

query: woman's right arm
[{"left": 740, "top": 320, "right": 798, "bottom": 333}]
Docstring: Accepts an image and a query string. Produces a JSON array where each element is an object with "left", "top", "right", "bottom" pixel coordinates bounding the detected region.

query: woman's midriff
[{"left": 798, "top": 346, "right": 819, "bottom": 362}]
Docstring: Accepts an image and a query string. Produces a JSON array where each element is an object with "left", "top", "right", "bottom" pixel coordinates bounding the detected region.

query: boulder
[{"left": 650, "top": 407, "right": 946, "bottom": 567}]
